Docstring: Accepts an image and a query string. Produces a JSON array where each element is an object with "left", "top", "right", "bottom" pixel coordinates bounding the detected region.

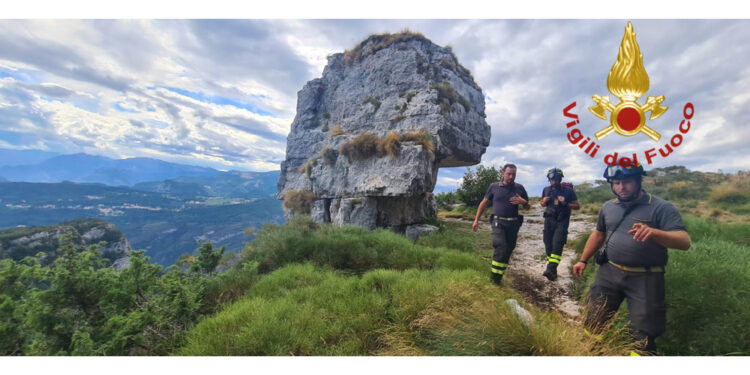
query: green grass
[
  {"left": 658, "top": 218, "right": 750, "bottom": 355},
  {"left": 179, "top": 263, "right": 625, "bottom": 356},
  {"left": 417, "top": 220, "right": 491, "bottom": 256},
  {"left": 247, "top": 216, "right": 486, "bottom": 275},
  {"left": 568, "top": 216, "right": 750, "bottom": 355},
  {"left": 178, "top": 216, "right": 630, "bottom": 356},
  {"left": 683, "top": 216, "right": 749, "bottom": 247}
]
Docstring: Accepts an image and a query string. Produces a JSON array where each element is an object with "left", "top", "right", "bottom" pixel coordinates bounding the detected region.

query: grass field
[{"left": 178, "top": 217, "right": 629, "bottom": 356}]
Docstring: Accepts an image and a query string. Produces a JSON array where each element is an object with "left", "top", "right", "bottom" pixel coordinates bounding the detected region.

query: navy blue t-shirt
[
  {"left": 541, "top": 185, "right": 578, "bottom": 219},
  {"left": 484, "top": 182, "right": 529, "bottom": 218}
]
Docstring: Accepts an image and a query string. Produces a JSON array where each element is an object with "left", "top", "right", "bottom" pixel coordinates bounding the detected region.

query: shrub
[
  {"left": 430, "top": 83, "right": 471, "bottom": 115},
  {"left": 330, "top": 124, "right": 347, "bottom": 137},
  {"left": 456, "top": 165, "right": 500, "bottom": 207},
  {"left": 342, "top": 29, "right": 427, "bottom": 66},
  {"left": 400, "top": 130, "right": 435, "bottom": 157},
  {"left": 246, "top": 216, "right": 485, "bottom": 275},
  {"left": 339, "top": 133, "right": 379, "bottom": 161},
  {"left": 391, "top": 114, "right": 406, "bottom": 123},
  {"left": 297, "top": 157, "right": 317, "bottom": 179},
  {"left": 710, "top": 183, "right": 749, "bottom": 205},
  {"left": 320, "top": 147, "right": 338, "bottom": 166},
  {"left": 377, "top": 132, "right": 401, "bottom": 158},
  {"left": 405, "top": 91, "right": 417, "bottom": 102},
  {"left": 363, "top": 96, "right": 381, "bottom": 111},
  {"left": 282, "top": 190, "right": 315, "bottom": 215},
  {"left": 435, "top": 191, "right": 458, "bottom": 210}
]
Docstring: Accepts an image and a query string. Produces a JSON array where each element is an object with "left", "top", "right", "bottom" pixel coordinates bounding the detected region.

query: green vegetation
[
  {"left": 320, "top": 147, "right": 338, "bottom": 166},
  {"left": 338, "top": 131, "right": 434, "bottom": 162},
  {"left": 399, "top": 130, "right": 435, "bottom": 158},
  {"left": 377, "top": 132, "right": 401, "bottom": 158},
  {"left": 0, "top": 181, "right": 284, "bottom": 265},
  {"left": 179, "top": 217, "right": 625, "bottom": 356},
  {"left": 0, "top": 235, "right": 238, "bottom": 355},
  {"left": 0, "top": 218, "right": 125, "bottom": 264},
  {"left": 575, "top": 167, "right": 750, "bottom": 221},
  {"left": 339, "top": 133, "right": 380, "bottom": 161},
  {"left": 658, "top": 218, "right": 750, "bottom": 355},
  {"left": 298, "top": 157, "right": 318, "bottom": 179},
  {"left": 363, "top": 96, "right": 381, "bottom": 111},
  {"left": 456, "top": 165, "right": 500, "bottom": 207},
  {"left": 342, "top": 30, "right": 427, "bottom": 66},
  {"left": 567, "top": 215, "right": 750, "bottom": 355},
  {"left": 435, "top": 191, "right": 459, "bottom": 210},
  {"left": 431, "top": 82, "right": 471, "bottom": 115}
]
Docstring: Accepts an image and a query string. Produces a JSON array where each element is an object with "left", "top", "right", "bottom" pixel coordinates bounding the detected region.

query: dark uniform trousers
[
  {"left": 543, "top": 216, "right": 569, "bottom": 259},
  {"left": 490, "top": 218, "right": 523, "bottom": 276},
  {"left": 585, "top": 262, "right": 666, "bottom": 351}
]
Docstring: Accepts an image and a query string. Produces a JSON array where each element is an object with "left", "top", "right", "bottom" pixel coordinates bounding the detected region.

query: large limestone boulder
[{"left": 278, "top": 31, "right": 490, "bottom": 233}]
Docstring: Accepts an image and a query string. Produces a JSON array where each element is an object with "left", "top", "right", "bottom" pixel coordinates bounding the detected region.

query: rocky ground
[{"left": 445, "top": 205, "right": 595, "bottom": 320}]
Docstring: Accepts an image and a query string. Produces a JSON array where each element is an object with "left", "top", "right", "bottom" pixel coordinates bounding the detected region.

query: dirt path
[{"left": 444, "top": 206, "right": 595, "bottom": 319}]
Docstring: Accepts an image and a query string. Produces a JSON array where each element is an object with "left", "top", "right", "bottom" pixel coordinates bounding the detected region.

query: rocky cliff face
[
  {"left": 278, "top": 31, "right": 490, "bottom": 234},
  {"left": 0, "top": 218, "right": 131, "bottom": 271}
]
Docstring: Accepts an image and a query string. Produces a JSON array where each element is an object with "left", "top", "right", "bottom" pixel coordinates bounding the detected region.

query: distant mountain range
[
  {"left": 0, "top": 148, "right": 280, "bottom": 198},
  {"left": 0, "top": 151, "right": 223, "bottom": 186},
  {"left": 0, "top": 148, "right": 61, "bottom": 167},
  {"left": 133, "top": 170, "right": 280, "bottom": 198},
  {"left": 0, "top": 148, "right": 284, "bottom": 265},
  {"left": 0, "top": 181, "right": 284, "bottom": 265}
]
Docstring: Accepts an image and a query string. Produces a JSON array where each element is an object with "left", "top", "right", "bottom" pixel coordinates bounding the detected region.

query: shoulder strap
[{"left": 600, "top": 203, "right": 639, "bottom": 258}]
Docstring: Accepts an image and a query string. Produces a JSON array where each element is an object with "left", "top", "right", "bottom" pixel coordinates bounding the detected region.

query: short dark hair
[{"left": 502, "top": 163, "right": 517, "bottom": 171}]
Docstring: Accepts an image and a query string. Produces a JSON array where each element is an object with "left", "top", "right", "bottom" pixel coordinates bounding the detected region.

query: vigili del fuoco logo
[{"left": 562, "top": 21, "right": 694, "bottom": 168}]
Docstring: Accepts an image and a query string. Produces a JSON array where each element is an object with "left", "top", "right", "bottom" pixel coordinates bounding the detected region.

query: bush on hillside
[
  {"left": 456, "top": 165, "right": 500, "bottom": 207},
  {"left": 0, "top": 235, "right": 221, "bottom": 355},
  {"left": 179, "top": 264, "right": 628, "bottom": 356},
  {"left": 377, "top": 132, "right": 401, "bottom": 158},
  {"left": 339, "top": 133, "right": 380, "bottom": 161},
  {"left": 246, "top": 216, "right": 485, "bottom": 275},
  {"left": 435, "top": 191, "right": 459, "bottom": 210},
  {"left": 282, "top": 190, "right": 315, "bottom": 215}
]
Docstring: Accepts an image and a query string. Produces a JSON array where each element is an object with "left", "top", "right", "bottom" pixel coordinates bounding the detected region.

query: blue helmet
[
  {"left": 603, "top": 164, "right": 646, "bottom": 182},
  {"left": 603, "top": 164, "right": 647, "bottom": 202},
  {"left": 546, "top": 168, "right": 564, "bottom": 180}
]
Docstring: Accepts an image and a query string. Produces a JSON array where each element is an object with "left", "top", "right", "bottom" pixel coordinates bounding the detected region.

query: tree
[
  {"left": 435, "top": 191, "right": 458, "bottom": 210},
  {"left": 191, "top": 241, "right": 226, "bottom": 276},
  {"left": 456, "top": 165, "right": 500, "bottom": 206}
]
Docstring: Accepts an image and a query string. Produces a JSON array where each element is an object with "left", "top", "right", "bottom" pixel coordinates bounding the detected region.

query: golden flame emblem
[{"left": 589, "top": 22, "right": 668, "bottom": 141}]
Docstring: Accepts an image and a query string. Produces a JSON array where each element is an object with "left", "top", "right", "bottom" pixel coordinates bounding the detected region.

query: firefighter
[
  {"left": 572, "top": 164, "right": 691, "bottom": 355},
  {"left": 472, "top": 163, "right": 530, "bottom": 285},
  {"left": 540, "top": 168, "right": 580, "bottom": 281}
]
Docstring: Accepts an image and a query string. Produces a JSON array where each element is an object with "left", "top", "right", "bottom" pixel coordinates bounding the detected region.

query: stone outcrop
[
  {"left": 0, "top": 218, "right": 131, "bottom": 271},
  {"left": 278, "top": 31, "right": 490, "bottom": 234}
]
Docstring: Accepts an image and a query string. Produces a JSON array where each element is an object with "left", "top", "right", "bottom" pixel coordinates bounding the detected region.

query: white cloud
[{"left": 0, "top": 19, "right": 748, "bottom": 182}]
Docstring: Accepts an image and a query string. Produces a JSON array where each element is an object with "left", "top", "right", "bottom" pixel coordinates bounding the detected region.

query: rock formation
[
  {"left": 0, "top": 218, "right": 131, "bottom": 271},
  {"left": 278, "top": 31, "right": 490, "bottom": 235}
]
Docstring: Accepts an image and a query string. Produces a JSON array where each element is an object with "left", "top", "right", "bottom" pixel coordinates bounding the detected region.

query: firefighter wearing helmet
[
  {"left": 572, "top": 164, "right": 691, "bottom": 355},
  {"left": 540, "top": 168, "right": 580, "bottom": 281}
]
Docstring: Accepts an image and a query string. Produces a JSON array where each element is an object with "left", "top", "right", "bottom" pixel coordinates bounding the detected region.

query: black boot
[
  {"left": 542, "top": 262, "right": 558, "bottom": 281},
  {"left": 491, "top": 273, "right": 503, "bottom": 286}
]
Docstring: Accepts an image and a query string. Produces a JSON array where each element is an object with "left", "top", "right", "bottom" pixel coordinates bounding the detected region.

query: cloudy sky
[{"left": 1, "top": 16, "right": 749, "bottom": 194}]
